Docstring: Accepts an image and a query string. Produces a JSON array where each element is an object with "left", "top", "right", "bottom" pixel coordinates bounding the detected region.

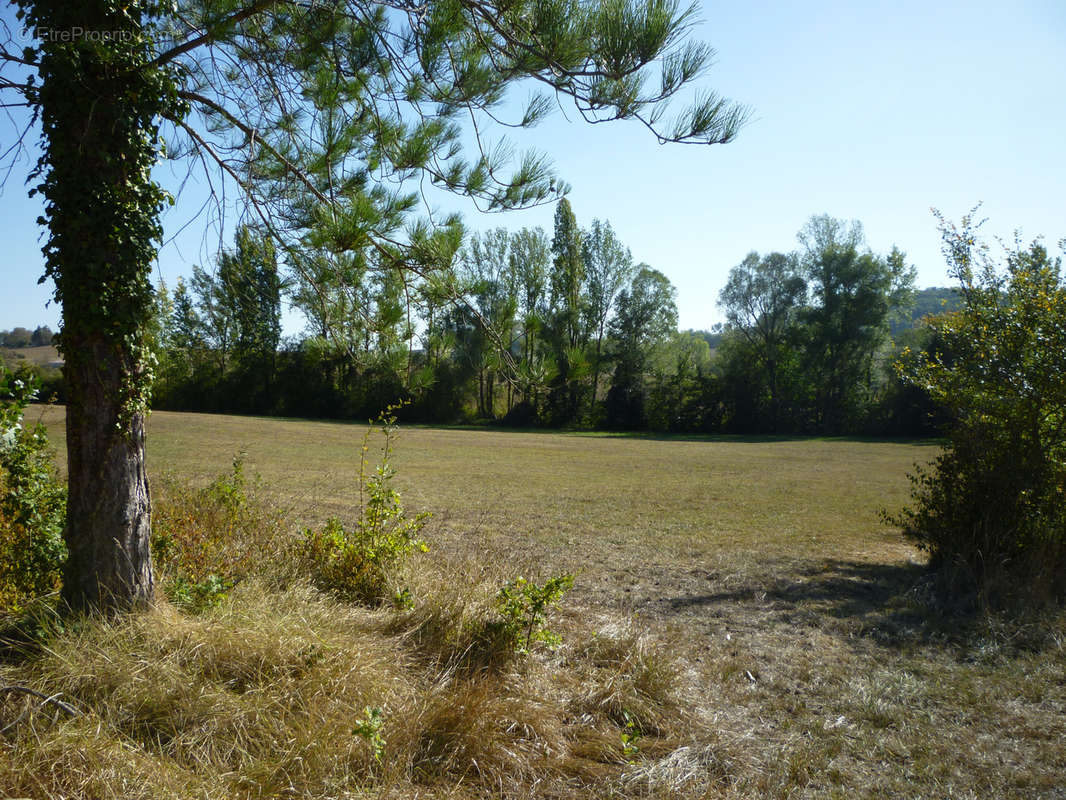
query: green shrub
[
  {"left": 302, "top": 406, "right": 430, "bottom": 606},
  {"left": 887, "top": 211, "right": 1066, "bottom": 608},
  {"left": 493, "top": 574, "right": 573, "bottom": 654},
  {"left": 0, "top": 367, "right": 66, "bottom": 616},
  {"left": 352, "top": 706, "right": 386, "bottom": 763},
  {"left": 152, "top": 453, "right": 284, "bottom": 611}
]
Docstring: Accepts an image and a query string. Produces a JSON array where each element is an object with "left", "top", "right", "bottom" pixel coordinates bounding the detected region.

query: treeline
[
  {"left": 713, "top": 216, "right": 951, "bottom": 435},
  {"left": 0, "top": 326, "right": 55, "bottom": 348},
  {"left": 141, "top": 204, "right": 953, "bottom": 435}
]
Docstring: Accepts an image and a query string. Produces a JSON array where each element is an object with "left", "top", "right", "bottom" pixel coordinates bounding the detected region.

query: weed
[
  {"left": 494, "top": 574, "right": 574, "bottom": 654},
  {"left": 302, "top": 405, "right": 430, "bottom": 605},
  {"left": 620, "top": 710, "right": 641, "bottom": 761},
  {"left": 352, "top": 705, "right": 386, "bottom": 763},
  {"left": 151, "top": 452, "right": 284, "bottom": 612}
]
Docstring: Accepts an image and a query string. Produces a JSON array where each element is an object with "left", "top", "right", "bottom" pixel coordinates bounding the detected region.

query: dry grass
[
  {"left": 1, "top": 573, "right": 701, "bottom": 798},
  {"left": 1, "top": 345, "right": 61, "bottom": 367},
  {"left": 13, "top": 406, "right": 1066, "bottom": 798}
]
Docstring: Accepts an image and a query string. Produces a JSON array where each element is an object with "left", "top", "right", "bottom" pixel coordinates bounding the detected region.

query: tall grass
[{"left": 0, "top": 467, "right": 703, "bottom": 800}]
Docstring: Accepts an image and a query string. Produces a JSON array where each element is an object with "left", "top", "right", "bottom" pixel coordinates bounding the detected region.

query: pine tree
[{"left": 4, "top": 0, "right": 747, "bottom": 614}]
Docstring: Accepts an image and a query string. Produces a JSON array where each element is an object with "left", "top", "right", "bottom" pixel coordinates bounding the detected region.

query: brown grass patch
[{"left": 2, "top": 523, "right": 701, "bottom": 798}]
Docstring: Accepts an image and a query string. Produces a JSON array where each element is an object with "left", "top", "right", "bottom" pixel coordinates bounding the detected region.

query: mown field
[
  {"left": 1, "top": 345, "right": 62, "bottom": 366},
  {"left": 36, "top": 405, "right": 922, "bottom": 573},
  {"left": 22, "top": 406, "right": 1066, "bottom": 798}
]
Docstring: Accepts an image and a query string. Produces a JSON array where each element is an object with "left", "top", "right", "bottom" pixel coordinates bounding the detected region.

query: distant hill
[{"left": 890, "top": 287, "right": 962, "bottom": 334}]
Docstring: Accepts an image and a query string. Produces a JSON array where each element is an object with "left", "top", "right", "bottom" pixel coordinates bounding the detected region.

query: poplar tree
[
  {"left": 582, "top": 219, "right": 634, "bottom": 406},
  {"left": 548, "top": 198, "right": 586, "bottom": 421},
  {"left": 550, "top": 198, "right": 585, "bottom": 351}
]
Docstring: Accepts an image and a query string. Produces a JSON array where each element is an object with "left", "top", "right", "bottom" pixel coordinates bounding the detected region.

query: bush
[
  {"left": 151, "top": 453, "right": 285, "bottom": 611},
  {"left": 887, "top": 211, "right": 1066, "bottom": 608},
  {"left": 0, "top": 367, "right": 67, "bottom": 616},
  {"left": 302, "top": 406, "right": 430, "bottom": 606},
  {"left": 492, "top": 574, "right": 573, "bottom": 654}
]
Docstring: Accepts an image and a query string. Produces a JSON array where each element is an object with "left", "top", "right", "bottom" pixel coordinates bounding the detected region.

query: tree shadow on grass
[{"left": 664, "top": 558, "right": 991, "bottom": 650}]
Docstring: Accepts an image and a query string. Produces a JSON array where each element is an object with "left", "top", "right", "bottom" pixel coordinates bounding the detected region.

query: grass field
[
  {"left": 17, "top": 406, "right": 1066, "bottom": 798},
  {"left": 1, "top": 345, "right": 62, "bottom": 367}
]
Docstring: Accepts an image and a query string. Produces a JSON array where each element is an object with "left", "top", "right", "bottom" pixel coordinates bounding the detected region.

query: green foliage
[
  {"left": 798, "top": 216, "right": 916, "bottom": 433},
  {"left": 0, "top": 327, "right": 54, "bottom": 348},
  {"left": 218, "top": 227, "right": 283, "bottom": 366},
  {"left": 711, "top": 216, "right": 918, "bottom": 434},
  {"left": 302, "top": 406, "right": 430, "bottom": 606},
  {"left": 583, "top": 218, "right": 635, "bottom": 408},
  {"left": 164, "top": 573, "right": 231, "bottom": 612},
  {"left": 717, "top": 251, "right": 807, "bottom": 431},
  {"left": 645, "top": 330, "right": 713, "bottom": 431},
  {"left": 152, "top": 453, "right": 282, "bottom": 612},
  {"left": 605, "top": 266, "right": 678, "bottom": 429},
  {"left": 457, "top": 228, "right": 521, "bottom": 418},
  {"left": 0, "top": 368, "right": 66, "bottom": 616},
  {"left": 0, "top": 328, "right": 34, "bottom": 348},
  {"left": 551, "top": 199, "right": 586, "bottom": 350},
  {"left": 888, "top": 210, "right": 1066, "bottom": 608},
  {"left": 620, "top": 710, "right": 641, "bottom": 761},
  {"left": 544, "top": 199, "right": 589, "bottom": 423},
  {"left": 352, "top": 706, "right": 387, "bottom": 763},
  {"left": 889, "top": 286, "right": 963, "bottom": 334},
  {"left": 493, "top": 574, "right": 574, "bottom": 654}
]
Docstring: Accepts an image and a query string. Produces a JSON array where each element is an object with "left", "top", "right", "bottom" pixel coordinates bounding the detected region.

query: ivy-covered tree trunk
[{"left": 23, "top": 0, "right": 178, "bottom": 613}]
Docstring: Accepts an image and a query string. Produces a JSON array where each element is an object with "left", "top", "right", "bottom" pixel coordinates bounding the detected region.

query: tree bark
[{"left": 61, "top": 339, "right": 153, "bottom": 613}]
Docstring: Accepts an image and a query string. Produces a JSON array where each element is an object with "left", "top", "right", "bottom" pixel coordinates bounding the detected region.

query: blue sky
[{"left": 2, "top": 0, "right": 1064, "bottom": 334}]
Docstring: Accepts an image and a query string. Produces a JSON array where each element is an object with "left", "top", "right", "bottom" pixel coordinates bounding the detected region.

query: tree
[
  {"left": 547, "top": 198, "right": 588, "bottom": 422},
  {"left": 582, "top": 218, "right": 634, "bottom": 407},
  {"left": 153, "top": 277, "right": 207, "bottom": 408},
  {"left": 646, "top": 329, "right": 711, "bottom": 431},
  {"left": 287, "top": 247, "right": 394, "bottom": 410},
  {"left": 1, "top": 327, "right": 33, "bottom": 348},
  {"left": 717, "top": 251, "right": 806, "bottom": 430},
  {"left": 461, "top": 228, "right": 519, "bottom": 417},
  {"left": 190, "top": 265, "right": 236, "bottom": 380},
  {"left": 604, "top": 266, "right": 677, "bottom": 428},
  {"left": 219, "top": 228, "right": 281, "bottom": 367},
  {"left": 3, "top": 0, "right": 747, "bottom": 613},
  {"left": 550, "top": 198, "right": 586, "bottom": 351},
  {"left": 509, "top": 227, "right": 549, "bottom": 358},
  {"left": 890, "top": 286, "right": 962, "bottom": 335},
  {"left": 798, "top": 215, "right": 915, "bottom": 432},
  {"left": 30, "top": 325, "right": 54, "bottom": 346},
  {"left": 169, "top": 279, "right": 203, "bottom": 353},
  {"left": 216, "top": 226, "right": 283, "bottom": 408},
  {"left": 889, "top": 212, "right": 1066, "bottom": 607}
]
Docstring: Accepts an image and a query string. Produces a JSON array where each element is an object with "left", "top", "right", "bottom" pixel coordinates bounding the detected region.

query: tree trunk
[
  {"left": 29, "top": 0, "right": 169, "bottom": 613},
  {"left": 590, "top": 323, "right": 604, "bottom": 407},
  {"left": 61, "top": 338, "right": 153, "bottom": 612}
]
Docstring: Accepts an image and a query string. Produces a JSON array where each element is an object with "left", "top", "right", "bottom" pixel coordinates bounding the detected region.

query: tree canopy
[{"left": 889, "top": 211, "right": 1066, "bottom": 607}]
